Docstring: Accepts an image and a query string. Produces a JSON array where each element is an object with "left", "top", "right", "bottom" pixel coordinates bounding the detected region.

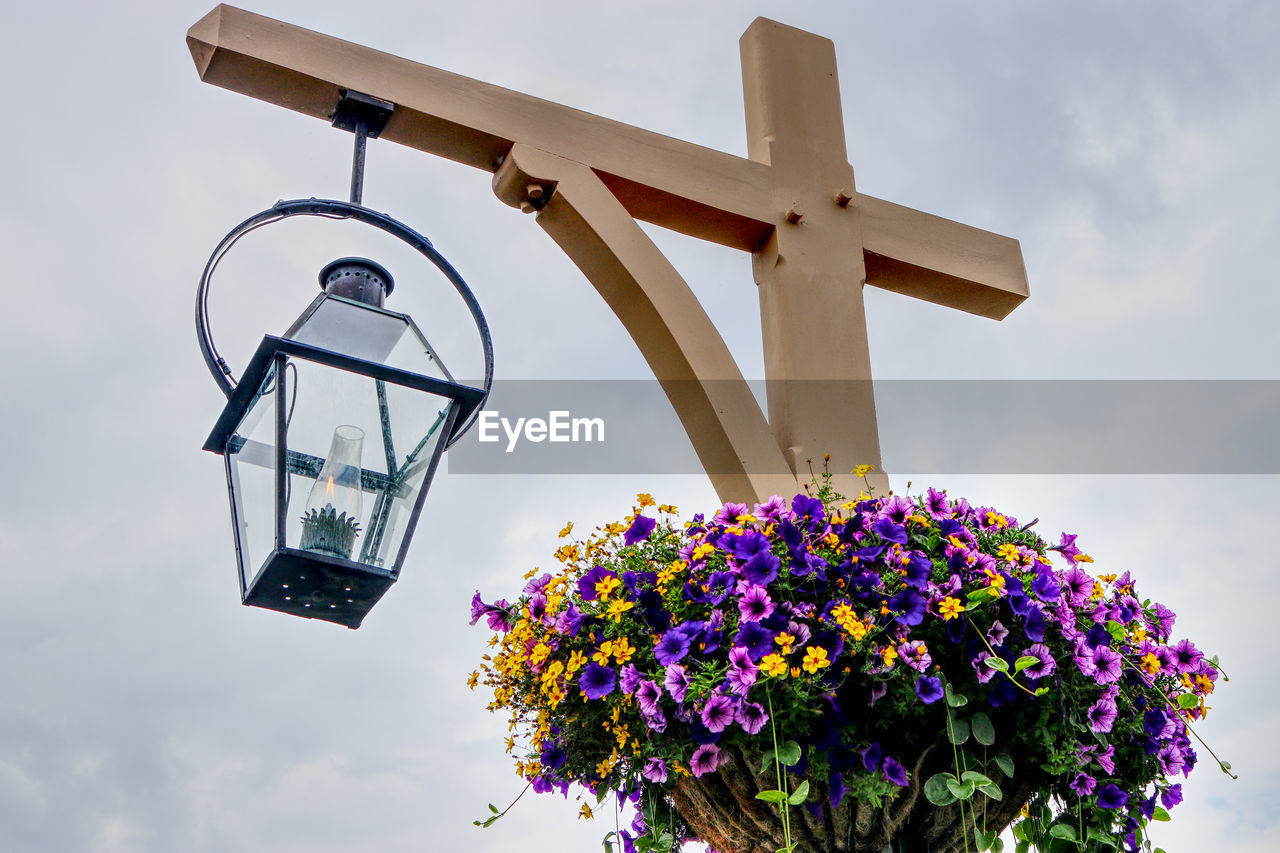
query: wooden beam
[
  {"left": 187, "top": 4, "right": 773, "bottom": 251},
  {"left": 859, "top": 194, "right": 1029, "bottom": 320},
  {"left": 187, "top": 6, "right": 1029, "bottom": 316}
]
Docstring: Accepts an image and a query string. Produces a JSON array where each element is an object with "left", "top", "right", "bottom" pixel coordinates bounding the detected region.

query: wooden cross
[{"left": 188, "top": 5, "right": 1028, "bottom": 504}]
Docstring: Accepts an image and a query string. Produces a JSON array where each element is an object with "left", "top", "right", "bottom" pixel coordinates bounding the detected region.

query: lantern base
[{"left": 244, "top": 548, "right": 396, "bottom": 629}]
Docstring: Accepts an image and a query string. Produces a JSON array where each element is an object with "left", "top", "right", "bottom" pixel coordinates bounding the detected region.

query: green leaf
[
  {"left": 961, "top": 770, "right": 993, "bottom": 786},
  {"left": 971, "top": 711, "right": 996, "bottom": 746},
  {"left": 1014, "top": 655, "right": 1041, "bottom": 673},
  {"left": 1176, "top": 693, "right": 1199, "bottom": 710},
  {"left": 1105, "top": 619, "right": 1126, "bottom": 642},
  {"left": 995, "top": 753, "right": 1015, "bottom": 777},
  {"left": 990, "top": 837, "right": 1005, "bottom": 853},
  {"left": 1012, "top": 821, "right": 1028, "bottom": 842},
  {"left": 1152, "top": 806, "right": 1171, "bottom": 822},
  {"left": 1033, "top": 686, "right": 1050, "bottom": 697},
  {"left": 979, "top": 783, "right": 1003, "bottom": 801},
  {"left": 1087, "top": 830, "right": 1118, "bottom": 848},
  {"left": 984, "top": 656, "right": 1010, "bottom": 672},
  {"left": 787, "top": 780, "right": 811, "bottom": 805},
  {"left": 968, "top": 587, "right": 999, "bottom": 605},
  {"left": 924, "top": 772, "right": 959, "bottom": 806},
  {"left": 946, "top": 683, "right": 970, "bottom": 707},
  {"left": 945, "top": 777, "right": 976, "bottom": 800},
  {"left": 759, "top": 750, "right": 777, "bottom": 774},
  {"left": 976, "top": 829, "right": 997, "bottom": 851},
  {"left": 597, "top": 786, "right": 611, "bottom": 804},
  {"left": 947, "top": 716, "right": 971, "bottom": 745},
  {"left": 755, "top": 790, "right": 788, "bottom": 804},
  {"left": 488, "top": 804, "right": 499, "bottom": 814},
  {"left": 776, "top": 740, "right": 802, "bottom": 767},
  {"left": 1047, "top": 824, "right": 1077, "bottom": 842},
  {"left": 1014, "top": 842, "right": 1029, "bottom": 853}
]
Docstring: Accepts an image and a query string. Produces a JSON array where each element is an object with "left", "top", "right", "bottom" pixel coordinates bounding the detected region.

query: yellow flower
[
  {"left": 802, "top": 646, "right": 831, "bottom": 674},
  {"left": 984, "top": 511, "right": 1008, "bottom": 529},
  {"left": 636, "top": 493, "right": 656, "bottom": 508},
  {"left": 593, "top": 640, "right": 615, "bottom": 666},
  {"left": 528, "top": 643, "right": 552, "bottom": 667},
  {"left": 1194, "top": 673, "right": 1215, "bottom": 694},
  {"left": 1140, "top": 653, "right": 1161, "bottom": 676},
  {"left": 659, "top": 504, "right": 678, "bottom": 514},
  {"left": 761, "top": 653, "right": 789, "bottom": 677},
  {"left": 566, "top": 650, "right": 587, "bottom": 673},
  {"left": 466, "top": 670, "right": 479, "bottom": 689},
  {"left": 579, "top": 802, "right": 594, "bottom": 820},
  {"left": 1073, "top": 553, "right": 1095, "bottom": 564},
  {"left": 774, "top": 632, "right": 796, "bottom": 655},
  {"left": 982, "top": 567, "right": 1005, "bottom": 590},
  {"left": 692, "top": 543, "right": 716, "bottom": 562},
  {"left": 612, "top": 637, "right": 636, "bottom": 665},
  {"left": 997, "top": 543, "right": 1019, "bottom": 564},
  {"left": 558, "top": 521, "right": 574, "bottom": 538},
  {"left": 853, "top": 464, "right": 875, "bottom": 477},
  {"left": 790, "top": 666, "right": 803, "bottom": 678},
  {"left": 1098, "top": 573, "right": 1117, "bottom": 583},
  {"left": 881, "top": 645, "right": 899, "bottom": 667},
  {"left": 937, "top": 597, "right": 964, "bottom": 621},
  {"left": 555, "top": 543, "right": 580, "bottom": 564},
  {"left": 606, "top": 599, "right": 636, "bottom": 622},
  {"left": 595, "top": 575, "right": 621, "bottom": 600}
]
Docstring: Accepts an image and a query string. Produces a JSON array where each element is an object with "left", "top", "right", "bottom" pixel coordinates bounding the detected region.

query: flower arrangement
[{"left": 469, "top": 472, "right": 1228, "bottom": 853}]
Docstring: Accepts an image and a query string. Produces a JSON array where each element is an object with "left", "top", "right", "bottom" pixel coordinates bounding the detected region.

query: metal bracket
[{"left": 330, "top": 89, "right": 396, "bottom": 204}]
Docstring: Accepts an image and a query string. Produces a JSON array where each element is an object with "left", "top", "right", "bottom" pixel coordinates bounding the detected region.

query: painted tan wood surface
[{"left": 188, "top": 5, "right": 1031, "bottom": 503}]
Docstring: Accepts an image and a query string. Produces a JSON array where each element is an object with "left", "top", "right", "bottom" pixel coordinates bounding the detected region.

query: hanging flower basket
[{"left": 469, "top": 475, "right": 1227, "bottom": 853}]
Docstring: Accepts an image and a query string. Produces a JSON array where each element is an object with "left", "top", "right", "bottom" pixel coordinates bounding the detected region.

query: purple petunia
[
  {"left": 635, "top": 679, "right": 662, "bottom": 715},
  {"left": 1087, "top": 697, "right": 1118, "bottom": 733},
  {"left": 663, "top": 664, "right": 690, "bottom": 703},
  {"left": 690, "top": 744, "right": 723, "bottom": 777},
  {"left": 738, "top": 585, "right": 775, "bottom": 623},
  {"left": 733, "top": 621, "right": 777, "bottom": 661},
  {"left": 1160, "top": 784, "right": 1183, "bottom": 809},
  {"left": 701, "top": 694, "right": 738, "bottom": 732},
  {"left": 641, "top": 758, "right": 669, "bottom": 783},
  {"left": 1171, "top": 638, "right": 1204, "bottom": 673},
  {"left": 888, "top": 588, "right": 927, "bottom": 626},
  {"left": 619, "top": 664, "right": 641, "bottom": 695},
  {"left": 1091, "top": 645, "right": 1122, "bottom": 683},
  {"left": 579, "top": 663, "right": 616, "bottom": 700},
  {"left": 1096, "top": 783, "right": 1129, "bottom": 809},
  {"left": 624, "top": 515, "right": 657, "bottom": 546},
  {"left": 872, "top": 516, "right": 909, "bottom": 545},
  {"left": 736, "top": 700, "right": 769, "bottom": 735},
  {"left": 882, "top": 756, "right": 909, "bottom": 787},
  {"left": 654, "top": 630, "right": 692, "bottom": 666},
  {"left": 1020, "top": 643, "right": 1057, "bottom": 680},
  {"left": 742, "top": 551, "right": 782, "bottom": 586},
  {"left": 1069, "top": 773, "right": 1096, "bottom": 796},
  {"left": 1061, "top": 566, "right": 1094, "bottom": 606},
  {"left": 915, "top": 676, "right": 944, "bottom": 704}
]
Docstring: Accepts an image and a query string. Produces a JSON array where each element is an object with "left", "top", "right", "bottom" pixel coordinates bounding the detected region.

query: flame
[{"left": 325, "top": 474, "right": 335, "bottom": 499}]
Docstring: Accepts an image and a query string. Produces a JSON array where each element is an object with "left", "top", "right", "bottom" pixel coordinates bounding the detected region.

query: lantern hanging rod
[{"left": 330, "top": 89, "right": 395, "bottom": 205}]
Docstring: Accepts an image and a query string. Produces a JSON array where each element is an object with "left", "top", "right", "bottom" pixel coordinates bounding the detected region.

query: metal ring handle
[{"left": 195, "top": 198, "right": 493, "bottom": 447}]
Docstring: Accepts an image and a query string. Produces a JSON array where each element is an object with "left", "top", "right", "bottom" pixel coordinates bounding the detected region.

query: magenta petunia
[
  {"left": 641, "top": 758, "right": 669, "bottom": 783},
  {"left": 736, "top": 700, "right": 769, "bottom": 735},
  {"left": 663, "top": 664, "right": 690, "bottom": 703},
  {"left": 1171, "top": 638, "right": 1204, "bottom": 673},
  {"left": 1087, "top": 698, "right": 1117, "bottom": 733},
  {"left": 701, "top": 694, "right": 738, "bottom": 733},
  {"left": 738, "top": 584, "right": 775, "bottom": 623},
  {"left": 690, "top": 744, "right": 723, "bottom": 777}
]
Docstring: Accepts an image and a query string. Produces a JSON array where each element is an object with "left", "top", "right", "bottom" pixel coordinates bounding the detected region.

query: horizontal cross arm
[
  {"left": 187, "top": 5, "right": 773, "bottom": 250},
  {"left": 858, "top": 193, "right": 1029, "bottom": 320}
]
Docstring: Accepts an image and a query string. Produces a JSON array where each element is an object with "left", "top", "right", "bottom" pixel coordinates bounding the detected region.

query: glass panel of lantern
[{"left": 205, "top": 293, "right": 485, "bottom": 628}]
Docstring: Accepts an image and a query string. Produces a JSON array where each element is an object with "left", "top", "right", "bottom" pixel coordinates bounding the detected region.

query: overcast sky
[{"left": 0, "top": 1, "right": 1275, "bottom": 851}]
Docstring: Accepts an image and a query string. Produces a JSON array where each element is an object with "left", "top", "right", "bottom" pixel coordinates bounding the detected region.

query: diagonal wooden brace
[{"left": 493, "top": 145, "right": 800, "bottom": 504}]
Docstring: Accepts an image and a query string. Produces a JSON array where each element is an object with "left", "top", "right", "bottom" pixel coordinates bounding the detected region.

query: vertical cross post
[{"left": 742, "top": 20, "right": 886, "bottom": 496}]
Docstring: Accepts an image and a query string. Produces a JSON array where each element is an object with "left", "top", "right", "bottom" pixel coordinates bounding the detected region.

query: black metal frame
[
  {"left": 195, "top": 198, "right": 492, "bottom": 448},
  {"left": 206, "top": 335, "right": 475, "bottom": 628}
]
